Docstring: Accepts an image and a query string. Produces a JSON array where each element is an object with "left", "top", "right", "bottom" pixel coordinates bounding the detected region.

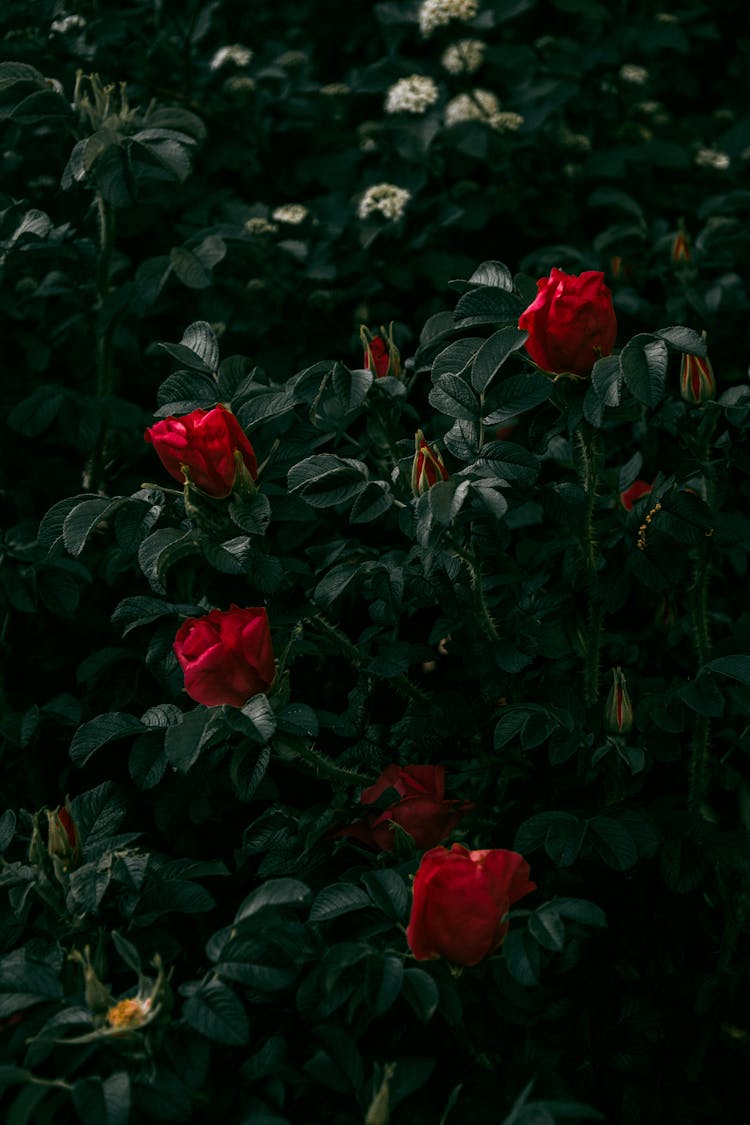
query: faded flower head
[
  {"left": 106, "top": 996, "right": 152, "bottom": 1031},
  {"left": 444, "top": 90, "right": 522, "bottom": 132},
  {"left": 272, "top": 204, "right": 309, "bottom": 225},
  {"left": 694, "top": 147, "right": 730, "bottom": 171},
  {"left": 419, "top": 0, "right": 480, "bottom": 37},
  {"left": 619, "top": 64, "right": 649, "bottom": 85},
  {"left": 385, "top": 75, "right": 439, "bottom": 115},
  {"left": 441, "top": 38, "right": 486, "bottom": 75},
  {"left": 210, "top": 44, "right": 253, "bottom": 70},
  {"left": 358, "top": 183, "right": 411, "bottom": 222}
]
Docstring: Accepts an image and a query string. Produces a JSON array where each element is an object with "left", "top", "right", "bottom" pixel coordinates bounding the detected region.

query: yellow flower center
[{"left": 106, "top": 997, "right": 148, "bottom": 1030}]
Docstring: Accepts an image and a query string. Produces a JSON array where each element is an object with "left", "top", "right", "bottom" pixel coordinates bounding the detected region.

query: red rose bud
[
  {"left": 47, "top": 799, "right": 79, "bottom": 870},
  {"left": 604, "top": 666, "right": 633, "bottom": 735},
  {"left": 411, "top": 430, "right": 449, "bottom": 497},
  {"left": 145, "top": 405, "right": 258, "bottom": 498},
  {"left": 336, "top": 764, "right": 473, "bottom": 852},
  {"left": 519, "top": 268, "right": 617, "bottom": 377},
  {"left": 173, "top": 604, "right": 275, "bottom": 708},
  {"left": 406, "top": 843, "right": 536, "bottom": 967},
  {"left": 620, "top": 479, "right": 652, "bottom": 511},
  {"left": 680, "top": 350, "right": 715, "bottom": 404},
  {"left": 671, "top": 229, "right": 691, "bottom": 264},
  {"left": 361, "top": 323, "right": 401, "bottom": 378}
]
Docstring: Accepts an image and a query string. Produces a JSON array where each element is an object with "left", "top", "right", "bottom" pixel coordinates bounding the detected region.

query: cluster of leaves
[{"left": 2, "top": 3, "right": 750, "bottom": 1124}]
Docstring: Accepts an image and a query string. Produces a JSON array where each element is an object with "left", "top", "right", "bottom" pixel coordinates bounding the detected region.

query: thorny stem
[
  {"left": 688, "top": 544, "right": 712, "bottom": 814},
  {"left": 576, "top": 425, "right": 602, "bottom": 711},
  {"left": 286, "top": 739, "right": 373, "bottom": 786},
  {"left": 447, "top": 536, "right": 499, "bottom": 643},
  {"left": 304, "top": 613, "right": 431, "bottom": 704},
  {"left": 82, "top": 192, "right": 119, "bottom": 491}
]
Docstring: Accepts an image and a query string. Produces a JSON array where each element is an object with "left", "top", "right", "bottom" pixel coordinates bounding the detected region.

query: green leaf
[
  {"left": 361, "top": 868, "right": 409, "bottom": 921},
  {"left": 230, "top": 744, "right": 271, "bottom": 802},
  {"left": 288, "top": 455, "right": 369, "bottom": 508},
  {"left": 678, "top": 675, "right": 725, "bottom": 717},
  {"left": 169, "top": 246, "right": 213, "bottom": 289},
  {"left": 138, "top": 528, "right": 200, "bottom": 594},
  {"left": 654, "top": 326, "right": 708, "bottom": 356},
  {"left": 528, "top": 907, "right": 565, "bottom": 951},
  {"left": 238, "top": 694, "right": 277, "bottom": 742},
  {"left": 468, "top": 260, "right": 515, "bottom": 290},
  {"left": 620, "top": 335, "right": 668, "bottom": 407},
  {"left": 432, "top": 338, "right": 484, "bottom": 380},
  {"left": 309, "top": 883, "right": 372, "bottom": 922},
  {"left": 350, "top": 480, "right": 393, "bottom": 524},
  {"left": 70, "top": 713, "right": 144, "bottom": 767},
  {"left": 471, "top": 327, "right": 528, "bottom": 393},
  {"left": 443, "top": 418, "right": 481, "bottom": 460},
  {"left": 73, "top": 1073, "right": 130, "bottom": 1125},
  {"left": 164, "top": 708, "right": 211, "bottom": 772},
  {"left": 552, "top": 897, "right": 607, "bottom": 928},
  {"left": 183, "top": 980, "right": 249, "bottom": 1045},
  {"left": 503, "top": 929, "right": 541, "bottom": 987},
  {"left": 402, "top": 968, "right": 439, "bottom": 1022},
  {"left": 454, "top": 287, "right": 523, "bottom": 326},
  {"left": 588, "top": 816, "right": 638, "bottom": 870},
  {"left": 235, "top": 878, "right": 311, "bottom": 921},
  {"left": 476, "top": 441, "right": 540, "bottom": 485},
  {"left": 8, "top": 384, "right": 65, "bottom": 437},
  {"left": 428, "top": 373, "right": 480, "bottom": 421},
  {"left": 332, "top": 363, "right": 373, "bottom": 412},
  {"left": 180, "top": 321, "right": 220, "bottom": 371},
  {"left": 704, "top": 655, "right": 750, "bottom": 684},
  {"left": 0, "top": 809, "right": 16, "bottom": 852},
  {"left": 483, "top": 371, "right": 552, "bottom": 424}
]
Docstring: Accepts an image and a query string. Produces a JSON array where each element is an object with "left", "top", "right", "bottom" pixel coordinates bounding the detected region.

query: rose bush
[
  {"left": 518, "top": 268, "right": 617, "bottom": 376},
  {"left": 145, "top": 405, "right": 258, "bottom": 498},
  {"left": 336, "top": 763, "right": 472, "bottom": 851},
  {"left": 407, "top": 844, "right": 537, "bottom": 966},
  {"left": 173, "top": 605, "right": 275, "bottom": 707}
]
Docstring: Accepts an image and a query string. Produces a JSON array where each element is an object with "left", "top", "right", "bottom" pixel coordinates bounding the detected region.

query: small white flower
[
  {"left": 635, "top": 100, "right": 661, "bottom": 115},
  {"left": 358, "top": 183, "right": 411, "bottom": 222},
  {"left": 50, "top": 14, "right": 86, "bottom": 34},
  {"left": 223, "top": 76, "right": 256, "bottom": 95},
  {"left": 244, "top": 217, "right": 278, "bottom": 236},
  {"left": 210, "top": 44, "right": 253, "bottom": 71},
  {"left": 656, "top": 11, "right": 678, "bottom": 21},
  {"left": 444, "top": 90, "right": 522, "bottom": 133},
  {"left": 272, "top": 204, "right": 309, "bottom": 225},
  {"left": 619, "top": 64, "right": 649, "bottom": 85},
  {"left": 419, "top": 0, "right": 480, "bottom": 37},
  {"left": 559, "top": 126, "right": 591, "bottom": 153},
  {"left": 441, "top": 38, "right": 485, "bottom": 75},
  {"left": 384, "top": 75, "right": 439, "bottom": 115},
  {"left": 694, "top": 147, "right": 730, "bottom": 171}
]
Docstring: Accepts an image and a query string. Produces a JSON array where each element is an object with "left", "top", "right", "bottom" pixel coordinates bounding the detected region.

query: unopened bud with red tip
[
  {"left": 411, "top": 430, "right": 449, "bottom": 497},
  {"left": 680, "top": 342, "right": 715, "bottom": 405},
  {"left": 604, "top": 666, "right": 633, "bottom": 735},
  {"left": 671, "top": 229, "right": 691, "bottom": 264},
  {"left": 361, "top": 323, "right": 402, "bottom": 378},
  {"left": 47, "top": 798, "right": 79, "bottom": 872}
]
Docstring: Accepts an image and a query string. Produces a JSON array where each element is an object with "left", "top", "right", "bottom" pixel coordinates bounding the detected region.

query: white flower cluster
[
  {"left": 619, "top": 64, "right": 649, "bottom": 85},
  {"left": 385, "top": 75, "right": 439, "bottom": 115},
  {"left": 694, "top": 147, "right": 730, "bottom": 171},
  {"left": 419, "top": 0, "right": 479, "bottom": 37},
  {"left": 210, "top": 44, "right": 253, "bottom": 71},
  {"left": 272, "top": 204, "right": 309, "bottom": 225},
  {"left": 441, "top": 38, "right": 485, "bottom": 75},
  {"left": 444, "top": 90, "right": 523, "bottom": 132},
  {"left": 50, "top": 13, "right": 86, "bottom": 34},
  {"left": 358, "top": 184, "right": 411, "bottom": 222}
]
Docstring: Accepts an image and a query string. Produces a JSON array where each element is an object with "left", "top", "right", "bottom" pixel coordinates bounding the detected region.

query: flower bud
[
  {"left": 671, "top": 229, "right": 691, "bottom": 264},
  {"left": 620, "top": 479, "right": 652, "bottom": 511},
  {"left": 361, "top": 323, "right": 401, "bottom": 378},
  {"left": 411, "top": 430, "right": 449, "bottom": 497},
  {"left": 604, "top": 666, "right": 633, "bottom": 735},
  {"left": 680, "top": 350, "right": 715, "bottom": 404},
  {"left": 47, "top": 798, "right": 79, "bottom": 871}
]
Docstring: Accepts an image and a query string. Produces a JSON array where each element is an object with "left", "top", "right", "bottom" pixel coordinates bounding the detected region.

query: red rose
[
  {"left": 145, "top": 405, "right": 258, "bottom": 498},
  {"left": 680, "top": 351, "right": 715, "bottom": 404},
  {"left": 620, "top": 480, "right": 652, "bottom": 510},
  {"left": 173, "top": 605, "right": 275, "bottom": 707},
  {"left": 361, "top": 324, "right": 401, "bottom": 378},
  {"left": 411, "top": 430, "right": 449, "bottom": 497},
  {"left": 518, "top": 268, "right": 617, "bottom": 377},
  {"left": 406, "top": 843, "right": 536, "bottom": 966},
  {"left": 337, "top": 764, "right": 473, "bottom": 852}
]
